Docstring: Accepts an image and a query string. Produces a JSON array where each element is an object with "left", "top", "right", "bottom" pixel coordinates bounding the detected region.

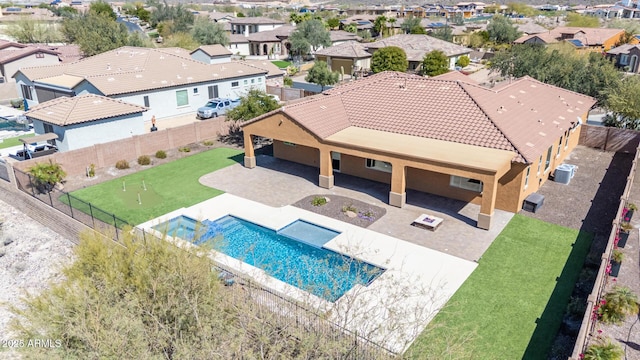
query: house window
[
  {"left": 564, "top": 131, "right": 570, "bottom": 149},
  {"left": 231, "top": 81, "right": 239, "bottom": 88},
  {"left": 193, "top": 88, "right": 198, "bottom": 94},
  {"left": 524, "top": 166, "right": 530, "bottom": 190},
  {"left": 365, "top": 158, "right": 392, "bottom": 173},
  {"left": 143, "top": 95, "right": 149, "bottom": 107},
  {"left": 557, "top": 137, "right": 562, "bottom": 157},
  {"left": 43, "top": 123, "right": 54, "bottom": 133},
  {"left": 545, "top": 146, "right": 552, "bottom": 172},
  {"left": 450, "top": 175, "right": 483, "bottom": 192},
  {"left": 176, "top": 89, "right": 188, "bottom": 107},
  {"left": 243, "top": 79, "right": 248, "bottom": 85},
  {"left": 621, "top": 54, "right": 629, "bottom": 65},
  {"left": 251, "top": 79, "right": 255, "bottom": 84},
  {"left": 537, "top": 155, "right": 542, "bottom": 175},
  {"left": 21, "top": 84, "right": 32, "bottom": 101},
  {"left": 208, "top": 85, "right": 219, "bottom": 99},
  {"left": 258, "top": 78, "right": 262, "bottom": 83},
  {"left": 35, "top": 52, "right": 44, "bottom": 59}
]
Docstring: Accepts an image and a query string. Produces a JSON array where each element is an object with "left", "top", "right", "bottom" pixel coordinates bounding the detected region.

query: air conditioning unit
[
  {"left": 553, "top": 164, "right": 573, "bottom": 185},
  {"left": 0, "top": 77, "right": 5, "bottom": 83}
]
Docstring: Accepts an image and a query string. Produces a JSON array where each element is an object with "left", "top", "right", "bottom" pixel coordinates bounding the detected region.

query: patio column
[
  {"left": 318, "top": 149, "right": 334, "bottom": 189},
  {"left": 478, "top": 175, "right": 498, "bottom": 230},
  {"left": 243, "top": 132, "right": 256, "bottom": 168},
  {"left": 389, "top": 163, "right": 406, "bottom": 207}
]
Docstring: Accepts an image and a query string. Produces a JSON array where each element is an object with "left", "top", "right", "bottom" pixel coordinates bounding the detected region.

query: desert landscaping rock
[{"left": 293, "top": 194, "right": 386, "bottom": 228}]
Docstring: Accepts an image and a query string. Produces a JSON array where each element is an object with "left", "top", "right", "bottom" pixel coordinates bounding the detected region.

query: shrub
[
  {"left": 179, "top": 147, "right": 191, "bottom": 153},
  {"left": 311, "top": 196, "right": 327, "bottom": 206},
  {"left": 28, "top": 160, "right": 66, "bottom": 194},
  {"left": 283, "top": 76, "right": 293, "bottom": 87},
  {"left": 627, "top": 202, "right": 638, "bottom": 211},
  {"left": 598, "top": 286, "right": 639, "bottom": 324},
  {"left": 138, "top": 155, "right": 151, "bottom": 166},
  {"left": 341, "top": 204, "right": 357, "bottom": 213},
  {"left": 87, "top": 164, "right": 95, "bottom": 178},
  {"left": 202, "top": 140, "right": 214, "bottom": 146},
  {"left": 583, "top": 338, "right": 624, "bottom": 360},
  {"left": 155, "top": 150, "right": 167, "bottom": 159},
  {"left": 115, "top": 160, "right": 129, "bottom": 170}
]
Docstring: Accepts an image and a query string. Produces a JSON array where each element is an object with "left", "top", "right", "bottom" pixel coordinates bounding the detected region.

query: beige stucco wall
[{"left": 4, "top": 53, "right": 59, "bottom": 81}]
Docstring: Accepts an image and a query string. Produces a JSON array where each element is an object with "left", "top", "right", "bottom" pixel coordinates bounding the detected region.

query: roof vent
[
  {"left": 539, "top": 132, "right": 546, "bottom": 136},
  {"left": 161, "top": 80, "right": 167, "bottom": 84},
  {"left": 530, "top": 84, "right": 537, "bottom": 88},
  {"left": 320, "top": 105, "right": 327, "bottom": 110},
  {"left": 558, "top": 115, "right": 565, "bottom": 120},
  {"left": 510, "top": 95, "right": 516, "bottom": 99},
  {"left": 526, "top": 142, "right": 535, "bottom": 147},
  {"left": 519, "top": 90, "right": 526, "bottom": 94},
  {"left": 160, "top": 56, "right": 165, "bottom": 60},
  {"left": 135, "top": 74, "right": 142, "bottom": 78},
  {"left": 107, "top": 63, "right": 111, "bottom": 70},
  {"left": 107, "top": 77, "right": 115, "bottom": 82}
]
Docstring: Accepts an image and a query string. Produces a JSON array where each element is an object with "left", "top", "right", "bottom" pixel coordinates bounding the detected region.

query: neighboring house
[
  {"left": 0, "top": 43, "right": 60, "bottom": 83},
  {"left": 606, "top": 44, "right": 640, "bottom": 72},
  {"left": 366, "top": 34, "right": 472, "bottom": 71},
  {"left": 228, "top": 34, "right": 251, "bottom": 57},
  {"left": 190, "top": 44, "right": 233, "bottom": 64},
  {"left": 315, "top": 41, "right": 372, "bottom": 75},
  {"left": 455, "top": 2, "right": 486, "bottom": 18},
  {"left": 238, "top": 59, "right": 285, "bottom": 86},
  {"left": 230, "top": 17, "right": 285, "bottom": 37},
  {"left": 241, "top": 71, "right": 595, "bottom": 230},
  {"left": 246, "top": 25, "right": 295, "bottom": 59},
  {"left": 329, "top": 30, "right": 360, "bottom": 46},
  {"left": 15, "top": 47, "right": 268, "bottom": 121},
  {"left": 208, "top": 11, "right": 235, "bottom": 23},
  {"left": 514, "top": 27, "right": 625, "bottom": 52},
  {"left": 515, "top": 21, "right": 548, "bottom": 36},
  {"left": 25, "top": 94, "right": 147, "bottom": 152}
]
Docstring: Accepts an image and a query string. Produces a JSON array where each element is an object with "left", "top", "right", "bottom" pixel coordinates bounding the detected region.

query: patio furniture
[{"left": 412, "top": 214, "right": 443, "bottom": 231}]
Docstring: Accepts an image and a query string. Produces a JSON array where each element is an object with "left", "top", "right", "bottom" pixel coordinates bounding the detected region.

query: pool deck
[{"left": 138, "top": 193, "right": 478, "bottom": 354}]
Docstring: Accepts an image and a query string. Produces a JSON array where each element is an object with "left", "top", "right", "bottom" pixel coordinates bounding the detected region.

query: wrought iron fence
[{"left": 13, "top": 167, "right": 130, "bottom": 241}]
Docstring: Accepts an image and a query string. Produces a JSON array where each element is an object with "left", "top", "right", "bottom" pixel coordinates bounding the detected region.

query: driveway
[{"left": 200, "top": 155, "right": 513, "bottom": 262}]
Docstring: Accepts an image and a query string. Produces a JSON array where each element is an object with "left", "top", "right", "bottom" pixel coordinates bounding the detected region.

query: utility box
[
  {"left": 523, "top": 193, "right": 545, "bottom": 213},
  {"left": 553, "top": 164, "right": 573, "bottom": 185}
]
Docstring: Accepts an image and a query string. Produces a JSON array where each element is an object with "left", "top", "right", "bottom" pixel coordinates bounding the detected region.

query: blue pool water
[
  {"left": 153, "top": 215, "right": 384, "bottom": 301},
  {"left": 153, "top": 215, "right": 200, "bottom": 239}
]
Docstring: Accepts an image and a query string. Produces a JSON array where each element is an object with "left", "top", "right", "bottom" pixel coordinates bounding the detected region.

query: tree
[
  {"left": 89, "top": 0, "right": 116, "bottom": 20},
  {"left": 289, "top": 19, "right": 331, "bottom": 56},
  {"left": 343, "top": 22, "right": 357, "bottom": 33},
  {"left": 373, "top": 15, "right": 387, "bottom": 38},
  {"left": 401, "top": 16, "right": 421, "bottom": 34},
  {"left": 506, "top": 2, "right": 535, "bottom": 17},
  {"left": 28, "top": 160, "right": 66, "bottom": 194},
  {"left": 5, "top": 19, "right": 61, "bottom": 43},
  {"left": 150, "top": 1, "right": 194, "bottom": 34},
  {"left": 486, "top": 15, "right": 522, "bottom": 44},
  {"left": 603, "top": 75, "right": 640, "bottom": 129},
  {"left": 456, "top": 55, "right": 470, "bottom": 68},
  {"left": 191, "top": 18, "right": 229, "bottom": 46},
  {"left": 162, "top": 32, "right": 200, "bottom": 50},
  {"left": 226, "top": 89, "right": 282, "bottom": 122},
  {"left": 61, "top": 14, "right": 132, "bottom": 56},
  {"left": 615, "top": 30, "right": 636, "bottom": 47},
  {"left": 430, "top": 26, "right": 453, "bottom": 42},
  {"left": 327, "top": 17, "right": 340, "bottom": 30},
  {"left": 422, "top": 50, "right": 450, "bottom": 76},
  {"left": 305, "top": 61, "right": 339, "bottom": 91},
  {"left": 246, "top": 7, "right": 262, "bottom": 17},
  {"left": 289, "top": 12, "right": 311, "bottom": 24},
  {"left": 566, "top": 13, "right": 600, "bottom": 28},
  {"left": 371, "top": 46, "right": 408, "bottom": 73},
  {"left": 411, "top": 26, "right": 427, "bottom": 35}
]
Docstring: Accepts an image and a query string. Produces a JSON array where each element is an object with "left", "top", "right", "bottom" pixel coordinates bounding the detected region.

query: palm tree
[
  {"left": 599, "top": 286, "right": 639, "bottom": 324},
  {"left": 28, "top": 160, "right": 67, "bottom": 194},
  {"left": 387, "top": 17, "right": 396, "bottom": 36},
  {"left": 584, "top": 338, "right": 624, "bottom": 360}
]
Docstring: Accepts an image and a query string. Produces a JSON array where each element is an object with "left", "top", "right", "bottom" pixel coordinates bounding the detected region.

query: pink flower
[
  {"left": 598, "top": 329, "right": 603, "bottom": 334},
  {"left": 613, "top": 278, "right": 617, "bottom": 282}
]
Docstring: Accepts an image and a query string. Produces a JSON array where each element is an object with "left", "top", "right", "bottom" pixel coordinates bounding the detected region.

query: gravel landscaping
[{"left": 292, "top": 194, "right": 386, "bottom": 228}]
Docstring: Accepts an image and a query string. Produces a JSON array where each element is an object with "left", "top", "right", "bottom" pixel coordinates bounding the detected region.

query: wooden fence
[{"left": 579, "top": 124, "right": 640, "bottom": 153}]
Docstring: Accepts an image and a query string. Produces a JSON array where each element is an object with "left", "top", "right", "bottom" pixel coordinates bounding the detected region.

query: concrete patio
[{"left": 200, "top": 155, "right": 514, "bottom": 262}]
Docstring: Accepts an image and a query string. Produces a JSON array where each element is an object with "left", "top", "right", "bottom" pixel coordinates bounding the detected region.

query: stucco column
[
  {"left": 389, "top": 163, "right": 406, "bottom": 207},
  {"left": 318, "top": 149, "right": 334, "bottom": 189},
  {"left": 243, "top": 131, "right": 256, "bottom": 168},
  {"left": 478, "top": 175, "right": 498, "bottom": 230}
]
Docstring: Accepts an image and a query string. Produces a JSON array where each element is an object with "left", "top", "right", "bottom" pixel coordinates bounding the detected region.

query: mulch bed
[{"left": 292, "top": 195, "right": 386, "bottom": 228}]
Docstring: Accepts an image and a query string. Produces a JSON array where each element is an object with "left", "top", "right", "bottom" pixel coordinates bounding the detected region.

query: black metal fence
[{"left": 13, "top": 167, "right": 131, "bottom": 241}]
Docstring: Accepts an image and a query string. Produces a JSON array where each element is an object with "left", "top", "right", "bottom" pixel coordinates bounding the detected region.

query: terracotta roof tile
[
  {"left": 26, "top": 94, "right": 147, "bottom": 126},
  {"left": 229, "top": 17, "right": 285, "bottom": 25},
  {"left": 192, "top": 44, "right": 232, "bottom": 57},
  {"left": 255, "top": 72, "right": 596, "bottom": 163},
  {"left": 315, "top": 41, "right": 371, "bottom": 59},
  {"left": 431, "top": 70, "right": 477, "bottom": 84},
  {"left": 367, "top": 34, "right": 471, "bottom": 58},
  {"left": 515, "top": 26, "right": 624, "bottom": 46}
]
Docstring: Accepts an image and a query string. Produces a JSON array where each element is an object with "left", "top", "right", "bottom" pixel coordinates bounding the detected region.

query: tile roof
[
  {"left": 315, "top": 41, "right": 371, "bottom": 59},
  {"left": 329, "top": 30, "right": 360, "bottom": 42},
  {"left": 0, "top": 47, "right": 59, "bottom": 64},
  {"left": 229, "top": 17, "right": 285, "bottom": 25},
  {"left": 245, "top": 72, "right": 596, "bottom": 163},
  {"left": 515, "top": 26, "right": 624, "bottom": 46},
  {"left": 367, "top": 34, "right": 472, "bottom": 59},
  {"left": 430, "top": 70, "right": 477, "bottom": 84},
  {"left": 607, "top": 43, "right": 640, "bottom": 55},
  {"left": 17, "top": 46, "right": 267, "bottom": 96},
  {"left": 515, "top": 22, "right": 548, "bottom": 35},
  {"left": 25, "top": 94, "right": 147, "bottom": 126},
  {"left": 229, "top": 34, "right": 250, "bottom": 44},
  {"left": 247, "top": 25, "right": 295, "bottom": 42},
  {"left": 191, "top": 44, "right": 232, "bottom": 57},
  {"left": 238, "top": 59, "right": 285, "bottom": 78}
]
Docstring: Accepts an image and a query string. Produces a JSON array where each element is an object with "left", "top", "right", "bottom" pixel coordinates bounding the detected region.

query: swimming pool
[{"left": 154, "top": 215, "right": 384, "bottom": 302}]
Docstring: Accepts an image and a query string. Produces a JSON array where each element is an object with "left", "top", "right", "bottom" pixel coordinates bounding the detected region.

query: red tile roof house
[
  {"left": 241, "top": 72, "right": 596, "bottom": 229},
  {"left": 514, "top": 27, "right": 625, "bottom": 52}
]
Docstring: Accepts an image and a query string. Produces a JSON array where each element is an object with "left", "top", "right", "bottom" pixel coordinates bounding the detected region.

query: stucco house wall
[
  {"left": 190, "top": 50, "right": 232, "bottom": 64},
  {"left": 32, "top": 112, "right": 144, "bottom": 152},
  {"left": 2, "top": 52, "right": 59, "bottom": 82}
]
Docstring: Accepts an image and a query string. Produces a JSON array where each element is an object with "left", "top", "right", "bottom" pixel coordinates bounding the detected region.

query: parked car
[{"left": 197, "top": 98, "right": 240, "bottom": 119}]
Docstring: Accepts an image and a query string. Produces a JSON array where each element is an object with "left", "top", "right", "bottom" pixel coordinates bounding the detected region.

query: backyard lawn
[
  {"left": 407, "top": 214, "right": 592, "bottom": 359},
  {"left": 68, "top": 148, "right": 243, "bottom": 225},
  {"left": 0, "top": 133, "right": 33, "bottom": 149},
  {"left": 271, "top": 60, "right": 291, "bottom": 68}
]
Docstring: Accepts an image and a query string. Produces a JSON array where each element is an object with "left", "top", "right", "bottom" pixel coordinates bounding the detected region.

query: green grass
[
  {"left": 271, "top": 60, "right": 292, "bottom": 68},
  {"left": 407, "top": 215, "right": 592, "bottom": 359},
  {"left": 0, "top": 133, "right": 33, "bottom": 149},
  {"left": 67, "top": 148, "right": 243, "bottom": 226}
]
